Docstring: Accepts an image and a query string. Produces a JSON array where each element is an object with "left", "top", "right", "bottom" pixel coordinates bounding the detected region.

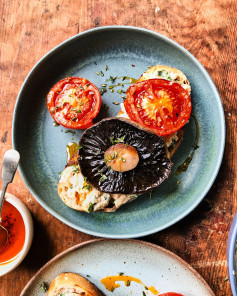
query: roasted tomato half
[
  {"left": 124, "top": 79, "right": 191, "bottom": 136},
  {"left": 47, "top": 77, "right": 101, "bottom": 129}
]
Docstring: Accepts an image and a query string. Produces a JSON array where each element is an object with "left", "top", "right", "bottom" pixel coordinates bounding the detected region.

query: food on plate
[
  {"left": 58, "top": 164, "right": 138, "bottom": 212},
  {"left": 78, "top": 117, "right": 172, "bottom": 194},
  {"left": 57, "top": 65, "right": 192, "bottom": 212},
  {"left": 118, "top": 65, "right": 191, "bottom": 157},
  {"left": 47, "top": 272, "right": 105, "bottom": 296},
  {"left": 47, "top": 77, "right": 101, "bottom": 129},
  {"left": 58, "top": 117, "right": 172, "bottom": 211}
]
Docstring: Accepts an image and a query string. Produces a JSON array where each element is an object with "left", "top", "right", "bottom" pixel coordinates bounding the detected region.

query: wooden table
[{"left": 0, "top": 0, "right": 236, "bottom": 295}]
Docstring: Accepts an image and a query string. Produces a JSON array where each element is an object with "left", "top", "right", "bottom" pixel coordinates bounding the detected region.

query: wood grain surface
[{"left": 0, "top": 0, "right": 236, "bottom": 295}]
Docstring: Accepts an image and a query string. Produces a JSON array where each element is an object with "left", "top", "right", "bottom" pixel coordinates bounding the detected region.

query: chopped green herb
[
  {"left": 72, "top": 117, "right": 77, "bottom": 121},
  {"left": 110, "top": 137, "right": 115, "bottom": 144},
  {"left": 109, "top": 76, "right": 117, "bottom": 82},
  {"left": 116, "top": 83, "right": 124, "bottom": 87},
  {"left": 72, "top": 108, "right": 82, "bottom": 113},
  {"left": 96, "top": 72, "right": 100, "bottom": 75},
  {"left": 157, "top": 70, "right": 172, "bottom": 80},
  {"left": 40, "top": 281, "right": 48, "bottom": 292},
  {"left": 101, "top": 83, "right": 107, "bottom": 87},
  {"left": 53, "top": 121, "right": 59, "bottom": 127},
  {"left": 113, "top": 102, "right": 120, "bottom": 105},
  {"left": 137, "top": 104, "right": 141, "bottom": 108},
  {"left": 85, "top": 83, "right": 90, "bottom": 87},
  {"left": 100, "top": 88, "right": 107, "bottom": 95},
  {"left": 103, "top": 104, "right": 109, "bottom": 110},
  {"left": 65, "top": 130, "right": 76, "bottom": 135},
  {"left": 72, "top": 165, "right": 79, "bottom": 173},
  {"left": 113, "top": 151, "right": 118, "bottom": 159},
  {"left": 111, "top": 286, "right": 115, "bottom": 292},
  {"left": 121, "top": 76, "right": 126, "bottom": 81},
  {"left": 99, "top": 174, "right": 107, "bottom": 183},
  {"left": 114, "top": 135, "right": 125, "bottom": 143},
  {"left": 88, "top": 202, "right": 94, "bottom": 213},
  {"left": 126, "top": 280, "right": 130, "bottom": 286},
  {"left": 58, "top": 171, "right": 62, "bottom": 176},
  {"left": 66, "top": 78, "right": 71, "bottom": 82},
  {"left": 177, "top": 180, "right": 181, "bottom": 185},
  {"left": 122, "top": 95, "right": 126, "bottom": 100},
  {"left": 83, "top": 184, "right": 92, "bottom": 190},
  {"left": 142, "top": 292, "right": 146, "bottom": 296},
  {"left": 69, "top": 185, "right": 73, "bottom": 189},
  {"left": 79, "top": 102, "right": 84, "bottom": 106},
  {"left": 79, "top": 86, "right": 84, "bottom": 90},
  {"left": 149, "top": 190, "right": 153, "bottom": 199},
  {"left": 121, "top": 157, "right": 126, "bottom": 162},
  {"left": 117, "top": 89, "right": 123, "bottom": 94},
  {"left": 87, "top": 274, "right": 91, "bottom": 277},
  {"left": 100, "top": 71, "right": 104, "bottom": 77},
  {"left": 105, "top": 65, "right": 109, "bottom": 71},
  {"left": 118, "top": 272, "right": 124, "bottom": 276}
]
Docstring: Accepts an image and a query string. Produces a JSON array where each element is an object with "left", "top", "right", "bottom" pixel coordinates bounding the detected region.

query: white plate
[{"left": 20, "top": 239, "right": 214, "bottom": 296}]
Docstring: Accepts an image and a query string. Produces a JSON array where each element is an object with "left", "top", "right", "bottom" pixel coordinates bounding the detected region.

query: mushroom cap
[{"left": 78, "top": 117, "right": 173, "bottom": 194}]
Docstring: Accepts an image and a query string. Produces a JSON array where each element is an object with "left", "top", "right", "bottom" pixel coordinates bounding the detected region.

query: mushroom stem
[{"left": 104, "top": 143, "right": 139, "bottom": 172}]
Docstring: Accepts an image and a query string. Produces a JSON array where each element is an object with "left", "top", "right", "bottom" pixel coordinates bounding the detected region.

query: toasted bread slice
[
  {"left": 138, "top": 65, "right": 191, "bottom": 94},
  {"left": 47, "top": 273, "right": 105, "bottom": 296},
  {"left": 58, "top": 154, "right": 138, "bottom": 212}
]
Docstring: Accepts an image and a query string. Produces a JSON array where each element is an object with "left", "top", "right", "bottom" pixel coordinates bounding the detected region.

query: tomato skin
[
  {"left": 124, "top": 79, "right": 191, "bottom": 136},
  {"left": 47, "top": 77, "right": 101, "bottom": 129},
  {"left": 159, "top": 293, "right": 184, "bottom": 296}
]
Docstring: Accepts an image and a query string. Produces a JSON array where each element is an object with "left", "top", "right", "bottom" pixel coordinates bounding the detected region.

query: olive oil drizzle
[
  {"left": 66, "top": 142, "right": 80, "bottom": 162},
  {"left": 176, "top": 114, "right": 200, "bottom": 174},
  {"left": 105, "top": 76, "right": 137, "bottom": 84}
]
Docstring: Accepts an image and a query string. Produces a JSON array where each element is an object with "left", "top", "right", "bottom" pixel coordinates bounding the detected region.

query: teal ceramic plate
[
  {"left": 12, "top": 26, "right": 225, "bottom": 238},
  {"left": 20, "top": 239, "right": 215, "bottom": 296}
]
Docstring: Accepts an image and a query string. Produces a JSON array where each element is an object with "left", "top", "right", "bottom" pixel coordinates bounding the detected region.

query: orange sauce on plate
[
  {"left": 101, "top": 275, "right": 159, "bottom": 294},
  {"left": 0, "top": 201, "right": 25, "bottom": 264}
]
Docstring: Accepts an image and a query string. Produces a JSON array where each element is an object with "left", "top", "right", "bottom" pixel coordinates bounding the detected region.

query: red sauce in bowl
[{"left": 0, "top": 200, "right": 25, "bottom": 264}]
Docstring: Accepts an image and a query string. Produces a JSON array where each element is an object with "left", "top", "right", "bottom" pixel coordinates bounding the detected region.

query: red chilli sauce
[{"left": 0, "top": 201, "right": 25, "bottom": 264}]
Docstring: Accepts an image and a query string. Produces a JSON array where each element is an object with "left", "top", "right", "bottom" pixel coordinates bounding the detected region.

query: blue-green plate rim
[{"left": 12, "top": 26, "right": 225, "bottom": 238}]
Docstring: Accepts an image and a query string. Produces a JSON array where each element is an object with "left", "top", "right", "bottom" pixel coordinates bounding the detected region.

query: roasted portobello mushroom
[{"left": 78, "top": 117, "right": 173, "bottom": 194}]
